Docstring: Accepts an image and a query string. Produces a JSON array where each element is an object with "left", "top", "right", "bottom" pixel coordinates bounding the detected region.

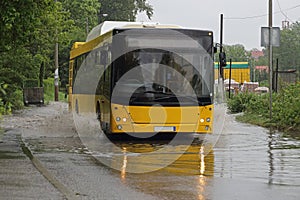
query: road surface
[{"left": 0, "top": 102, "right": 299, "bottom": 199}]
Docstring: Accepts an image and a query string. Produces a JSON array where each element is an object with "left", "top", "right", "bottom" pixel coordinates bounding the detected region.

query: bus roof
[{"left": 86, "top": 21, "right": 181, "bottom": 42}]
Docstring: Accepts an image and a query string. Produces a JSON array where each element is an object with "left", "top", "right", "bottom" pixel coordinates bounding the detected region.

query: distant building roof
[
  {"left": 255, "top": 66, "right": 269, "bottom": 72},
  {"left": 251, "top": 51, "right": 264, "bottom": 59}
]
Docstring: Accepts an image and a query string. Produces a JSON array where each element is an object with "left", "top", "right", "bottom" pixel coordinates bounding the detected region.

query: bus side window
[{"left": 104, "top": 65, "right": 111, "bottom": 97}]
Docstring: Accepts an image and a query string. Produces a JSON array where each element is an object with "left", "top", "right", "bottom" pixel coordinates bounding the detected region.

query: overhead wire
[
  {"left": 276, "top": 0, "right": 294, "bottom": 23},
  {"left": 224, "top": 3, "right": 300, "bottom": 21}
]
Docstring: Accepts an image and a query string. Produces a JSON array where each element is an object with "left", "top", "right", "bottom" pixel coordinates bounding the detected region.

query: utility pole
[
  {"left": 220, "top": 14, "right": 223, "bottom": 55},
  {"left": 219, "top": 14, "right": 226, "bottom": 79},
  {"left": 268, "top": 0, "right": 273, "bottom": 119},
  {"left": 54, "top": 0, "right": 59, "bottom": 101}
]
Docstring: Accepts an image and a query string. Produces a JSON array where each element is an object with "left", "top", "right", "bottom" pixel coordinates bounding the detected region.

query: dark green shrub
[
  {"left": 0, "top": 82, "right": 23, "bottom": 114},
  {"left": 228, "top": 83, "right": 300, "bottom": 132},
  {"left": 10, "top": 90, "right": 24, "bottom": 111},
  {"left": 43, "top": 78, "right": 55, "bottom": 103},
  {"left": 227, "top": 92, "right": 255, "bottom": 113},
  {"left": 23, "top": 79, "right": 39, "bottom": 87},
  {"left": 246, "top": 93, "right": 269, "bottom": 117},
  {"left": 272, "top": 84, "right": 300, "bottom": 130}
]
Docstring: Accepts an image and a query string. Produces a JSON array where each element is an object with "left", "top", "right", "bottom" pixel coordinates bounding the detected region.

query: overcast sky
[{"left": 137, "top": 0, "right": 300, "bottom": 50}]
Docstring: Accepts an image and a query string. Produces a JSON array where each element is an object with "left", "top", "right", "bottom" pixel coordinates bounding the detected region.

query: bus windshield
[{"left": 112, "top": 30, "right": 213, "bottom": 106}]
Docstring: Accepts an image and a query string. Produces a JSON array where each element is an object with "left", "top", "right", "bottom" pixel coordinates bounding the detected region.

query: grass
[
  {"left": 44, "top": 91, "right": 68, "bottom": 104},
  {"left": 43, "top": 78, "right": 68, "bottom": 104}
]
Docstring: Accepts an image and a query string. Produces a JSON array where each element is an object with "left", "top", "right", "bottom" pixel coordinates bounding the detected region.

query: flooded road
[
  {"left": 1, "top": 102, "right": 299, "bottom": 199},
  {"left": 104, "top": 114, "right": 300, "bottom": 200}
]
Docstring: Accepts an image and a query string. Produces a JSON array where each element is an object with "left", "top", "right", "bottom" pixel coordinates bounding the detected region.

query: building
[{"left": 215, "top": 62, "right": 250, "bottom": 84}]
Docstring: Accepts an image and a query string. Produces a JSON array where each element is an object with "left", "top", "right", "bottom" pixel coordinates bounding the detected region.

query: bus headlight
[
  {"left": 116, "top": 117, "right": 121, "bottom": 122},
  {"left": 123, "top": 118, "right": 127, "bottom": 122},
  {"left": 117, "top": 125, "right": 123, "bottom": 130},
  {"left": 200, "top": 118, "right": 205, "bottom": 123},
  {"left": 206, "top": 118, "right": 211, "bottom": 122}
]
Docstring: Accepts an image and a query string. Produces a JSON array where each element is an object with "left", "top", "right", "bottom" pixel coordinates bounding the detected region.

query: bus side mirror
[
  {"left": 100, "top": 51, "right": 108, "bottom": 66},
  {"left": 219, "top": 52, "right": 227, "bottom": 67},
  {"left": 213, "top": 47, "right": 218, "bottom": 54}
]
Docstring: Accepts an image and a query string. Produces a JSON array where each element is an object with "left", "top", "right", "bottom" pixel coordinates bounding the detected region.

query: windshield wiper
[
  {"left": 143, "top": 91, "right": 173, "bottom": 95},
  {"left": 154, "top": 95, "right": 211, "bottom": 105},
  {"left": 129, "top": 91, "right": 174, "bottom": 103}
]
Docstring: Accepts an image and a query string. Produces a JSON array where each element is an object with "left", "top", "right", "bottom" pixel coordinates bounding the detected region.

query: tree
[
  {"left": 222, "top": 44, "right": 249, "bottom": 62},
  {"left": 98, "top": 0, "right": 153, "bottom": 23},
  {"left": 61, "top": 0, "right": 101, "bottom": 41},
  {"left": 273, "top": 22, "right": 300, "bottom": 77},
  {"left": 0, "top": 0, "right": 154, "bottom": 112},
  {"left": 0, "top": 0, "right": 74, "bottom": 112},
  {"left": 57, "top": 0, "right": 101, "bottom": 88}
]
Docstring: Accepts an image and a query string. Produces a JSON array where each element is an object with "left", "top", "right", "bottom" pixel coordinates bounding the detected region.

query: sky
[{"left": 137, "top": 0, "right": 300, "bottom": 50}]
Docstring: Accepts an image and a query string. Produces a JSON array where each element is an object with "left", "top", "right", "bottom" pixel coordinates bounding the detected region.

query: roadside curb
[{"left": 17, "top": 134, "right": 79, "bottom": 200}]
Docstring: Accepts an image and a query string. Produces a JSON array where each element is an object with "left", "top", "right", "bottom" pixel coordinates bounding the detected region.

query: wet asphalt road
[{"left": 0, "top": 102, "right": 299, "bottom": 200}]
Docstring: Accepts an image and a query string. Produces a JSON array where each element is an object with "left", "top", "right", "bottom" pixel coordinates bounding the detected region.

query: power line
[
  {"left": 276, "top": 0, "right": 294, "bottom": 23},
  {"left": 224, "top": 4, "right": 300, "bottom": 20}
]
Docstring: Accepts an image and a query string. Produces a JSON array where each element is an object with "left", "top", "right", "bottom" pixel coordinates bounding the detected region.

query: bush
[
  {"left": 246, "top": 93, "right": 269, "bottom": 117},
  {"left": 227, "top": 92, "right": 256, "bottom": 113},
  {"left": 43, "top": 78, "right": 55, "bottom": 103},
  {"left": 272, "top": 84, "right": 300, "bottom": 130},
  {"left": 10, "top": 90, "right": 24, "bottom": 111},
  {"left": 0, "top": 84, "right": 24, "bottom": 114},
  {"left": 228, "top": 83, "right": 300, "bottom": 132},
  {"left": 0, "top": 83, "right": 6, "bottom": 116},
  {"left": 24, "top": 79, "right": 39, "bottom": 87},
  {"left": 43, "top": 78, "right": 67, "bottom": 103}
]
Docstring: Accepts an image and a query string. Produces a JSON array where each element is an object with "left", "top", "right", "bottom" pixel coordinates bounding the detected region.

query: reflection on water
[
  {"left": 107, "top": 140, "right": 214, "bottom": 200},
  {"left": 92, "top": 139, "right": 212, "bottom": 176},
  {"left": 214, "top": 115, "right": 300, "bottom": 187},
  {"left": 266, "top": 129, "right": 300, "bottom": 186},
  {"left": 114, "top": 141, "right": 214, "bottom": 177},
  {"left": 109, "top": 115, "right": 300, "bottom": 199}
]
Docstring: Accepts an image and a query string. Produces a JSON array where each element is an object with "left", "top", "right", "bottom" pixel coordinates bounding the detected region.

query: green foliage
[
  {"left": 0, "top": 83, "right": 7, "bottom": 115},
  {"left": 246, "top": 93, "right": 269, "bottom": 117},
  {"left": 9, "top": 90, "right": 24, "bottom": 111},
  {"left": 224, "top": 44, "right": 249, "bottom": 62},
  {"left": 227, "top": 92, "right": 257, "bottom": 113},
  {"left": 43, "top": 78, "right": 55, "bottom": 104},
  {"left": 0, "top": 82, "right": 23, "bottom": 115},
  {"left": 0, "top": 69, "right": 24, "bottom": 114},
  {"left": 272, "top": 22, "right": 300, "bottom": 78},
  {"left": 61, "top": 0, "right": 100, "bottom": 41},
  {"left": 43, "top": 78, "right": 67, "bottom": 103},
  {"left": 24, "top": 79, "right": 39, "bottom": 88},
  {"left": 272, "top": 83, "right": 300, "bottom": 130},
  {"left": 99, "top": 0, "right": 153, "bottom": 23},
  {"left": 0, "top": 0, "right": 153, "bottom": 113},
  {"left": 228, "top": 83, "right": 300, "bottom": 132},
  {"left": 0, "top": 0, "right": 73, "bottom": 90}
]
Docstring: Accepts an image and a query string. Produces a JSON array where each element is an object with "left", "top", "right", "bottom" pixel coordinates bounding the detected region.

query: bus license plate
[{"left": 154, "top": 126, "right": 176, "bottom": 132}]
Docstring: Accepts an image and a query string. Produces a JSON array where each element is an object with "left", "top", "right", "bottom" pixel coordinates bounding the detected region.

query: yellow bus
[{"left": 69, "top": 21, "right": 215, "bottom": 136}]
